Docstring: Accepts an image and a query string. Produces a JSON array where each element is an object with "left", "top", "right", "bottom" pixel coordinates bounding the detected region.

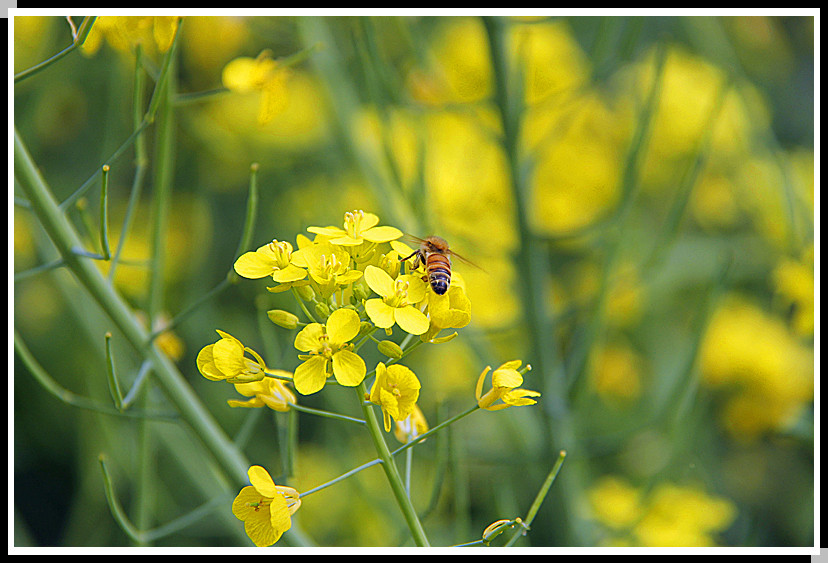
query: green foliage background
[{"left": 13, "top": 14, "right": 815, "bottom": 548}]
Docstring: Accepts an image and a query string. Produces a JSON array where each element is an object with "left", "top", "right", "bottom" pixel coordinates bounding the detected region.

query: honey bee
[{"left": 399, "top": 235, "right": 478, "bottom": 295}]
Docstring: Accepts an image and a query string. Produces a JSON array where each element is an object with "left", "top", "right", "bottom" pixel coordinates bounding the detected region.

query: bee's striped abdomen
[{"left": 426, "top": 253, "right": 451, "bottom": 295}]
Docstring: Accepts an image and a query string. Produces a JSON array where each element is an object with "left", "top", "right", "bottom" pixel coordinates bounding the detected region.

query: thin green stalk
[
  {"left": 290, "top": 403, "right": 366, "bottom": 425},
  {"left": 292, "top": 287, "right": 319, "bottom": 323},
  {"left": 356, "top": 383, "right": 430, "bottom": 546},
  {"left": 15, "top": 127, "right": 250, "bottom": 486},
  {"left": 299, "top": 458, "right": 383, "bottom": 498},
  {"left": 99, "top": 454, "right": 235, "bottom": 544},
  {"left": 104, "top": 332, "right": 124, "bottom": 411},
  {"left": 13, "top": 257, "right": 65, "bottom": 282},
  {"left": 230, "top": 163, "right": 261, "bottom": 280},
  {"left": 99, "top": 165, "right": 111, "bottom": 260},
  {"left": 147, "top": 46, "right": 176, "bottom": 324},
  {"left": 14, "top": 330, "right": 177, "bottom": 421},
  {"left": 12, "top": 16, "right": 96, "bottom": 83},
  {"left": 109, "top": 45, "right": 149, "bottom": 283},
  {"left": 59, "top": 120, "right": 153, "bottom": 212},
  {"left": 504, "top": 450, "right": 567, "bottom": 546},
  {"left": 391, "top": 404, "right": 479, "bottom": 457}
]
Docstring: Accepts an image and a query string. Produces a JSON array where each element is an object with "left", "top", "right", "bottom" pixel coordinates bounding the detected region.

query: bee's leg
[{"left": 399, "top": 250, "right": 423, "bottom": 273}]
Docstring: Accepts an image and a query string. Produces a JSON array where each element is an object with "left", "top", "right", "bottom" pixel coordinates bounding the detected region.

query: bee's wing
[{"left": 448, "top": 249, "right": 486, "bottom": 273}]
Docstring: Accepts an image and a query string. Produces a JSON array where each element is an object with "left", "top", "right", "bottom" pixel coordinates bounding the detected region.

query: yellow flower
[
  {"left": 475, "top": 360, "right": 540, "bottom": 411},
  {"left": 700, "top": 295, "right": 813, "bottom": 440},
  {"left": 196, "top": 330, "right": 267, "bottom": 383},
  {"left": 233, "top": 239, "right": 307, "bottom": 284},
  {"left": 232, "top": 465, "right": 301, "bottom": 547},
  {"left": 393, "top": 403, "right": 429, "bottom": 444},
  {"left": 772, "top": 250, "right": 814, "bottom": 337},
  {"left": 587, "top": 476, "right": 643, "bottom": 530},
  {"left": 421, "top": 282, "right": 472, "bottom": 342},
  {"left": 227, "top": 374, "right": 296, "bottom": 412},
  {"left": 633, "top": 483, "right": 736, "bottom": 547},
  {"left": 81, "top": 16, "right": 180, "bottom": 57},
  {"left": 290, "top": 240, "right": 362, "bottom": 298},
  {"left": 369, "top": 362, "right": 421, "bottom": 432},
  {"left": 363, "top": 265, "right": 429, "bottom": 335},
  {"left": 293, "top": 308, "right": 366, "bottom": 395},
  {"left": 222, "top": 51, "right": 292, "bottom": 125},
  {"left": 307, "top": 209, "right": 402, "bottom": 246}
]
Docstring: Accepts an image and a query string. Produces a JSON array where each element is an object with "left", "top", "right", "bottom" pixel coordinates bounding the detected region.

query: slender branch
[
  {"left": 356, "top": 384, "right": 430, "bottom": 546},
  {"left": 15, "top": 127, "right": 250, "bottom": 485}
]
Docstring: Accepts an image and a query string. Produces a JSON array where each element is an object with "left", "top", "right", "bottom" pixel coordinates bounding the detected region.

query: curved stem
[{"left": 356, "top": 384, "right": 430, "bottom": 546}]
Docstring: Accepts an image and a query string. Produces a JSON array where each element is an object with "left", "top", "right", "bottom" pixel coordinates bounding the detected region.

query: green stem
[
  {"left": 15, "top": 127, "right": 250, "bottom": 486},
  {"left": 356, "top": 383, "right": 430, "bottom": 546},
  {"left": 290, "top": 403, "right": 366, "bottom": 426},
  {"left": 391, "top": 404, "right": 479, "bottom": 457},
  {"left": 504, "top": 450, "right": 567, "bottom": 546},
  {"left": 299, "top": 458, "right": 383, "bottom": 498}
]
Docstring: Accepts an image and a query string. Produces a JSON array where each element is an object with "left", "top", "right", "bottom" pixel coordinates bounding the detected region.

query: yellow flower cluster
[
  {"left": 195, "top": 210, "right": 541, "bottom": 546},
  {"left": 699, "top": 295, "right": 813, "bottom": 441},
  {"left": 588, "top": 475, "right": 737, "bottom": 547}
]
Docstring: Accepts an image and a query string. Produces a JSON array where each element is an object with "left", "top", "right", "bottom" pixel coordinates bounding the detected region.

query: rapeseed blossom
[
  {"left": 80, "top": 16, "right": 180, "bottom": 57},
  {"left": 222, "top": 50, "right": 292, "bottom": 125},
  {"left": 363, "top": 265, "right": 430, "bottom": 336},
  {"left": 475, "top": 360, "right": 540, "bottom": 411},
  {"left": 587, "top": 476, "right": 736, "bottom": 547},
  {"left": 293, "top": 307, "right": 366, "bottom": 395},
  {"left": 233, "top": 239, "right": 307, "bottom": 284},
  {"left": 197, "top": 330, "right": 267, "bottom": 383},
  {"left": 369, "top": 362, "right": 421, "bottom": 432},
  {"left": 227, "top": 374, "right": 296, "bottom": 411},
  {"left": 307, "top": 210, "right": 402, "bottom": 246},
  {"left": 232, "top": 465, "right": 301, "bottom": 546},
  {"left": 193, "top": 209, "right": 542, "bottom": 546}
]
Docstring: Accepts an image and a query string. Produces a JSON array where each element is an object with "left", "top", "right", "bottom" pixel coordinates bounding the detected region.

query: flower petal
[
  {"left": 502, "top": 388, "right": 541, "bottom": 406},
  {"left": 294, "top": 323, "right": 324, "bottom": 352},
  {"left": 212, "top": 337, "right": 246, "bottom": 377},
  {"left": 196, "top": 344, "right": 224, "bottom": 381},
  {"left": 365, "top": 299, "right": 396, "bottom": 329},
  {"left": 293, "top": 355, "right": 328, "bottom": 395},
  {"left": 491, "top": 367, "right": 523, "bottom": 389},
  {"left": 248, "top": 465, "right": 277, "bottom": 498},
  {"left": 363, "top": 265, "right": 394, "bottom": 297},
  {"left": 307, "top": 226, "right": 346, "bottom": 238},
  {"left": 361, "top": 225, "right": 403, "bottom": 243},
  {"left": 332, "top": 349, "right": 366, "bottom": 386},
  {"left": 234, "top": 249, "right": 275, "bottom": 279},
  {"left": 400, "top": 274, "right": 428, "bottom": 304},
  {"left": 394, "top": 306, "right": 430, "bottom": 335},
  {"left": 269, "top": 494, "right": 292, "bottom": 538},
  {"left": 271, "top": 264, "right": 307, "bottom": 283},
  {"left": 475, "top": 366, "right": 491, "bottom": 401},
  {"left": 326, "top": 308, "right": 361, "bottom": 345}
]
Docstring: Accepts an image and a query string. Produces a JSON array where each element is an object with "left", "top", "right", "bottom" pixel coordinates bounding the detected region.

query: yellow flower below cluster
[
  {"left": 369, "top": 362, "right": 421, "bottom": 432},
  {"left": 232, "top": 465, "right": 301, "bottom": 547}
]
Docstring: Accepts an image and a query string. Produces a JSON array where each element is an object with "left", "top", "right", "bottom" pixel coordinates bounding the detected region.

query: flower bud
[
  {"left": 267, "top": 309, "right": 299, "bottom": 329},
  {"left": 295, "top": 284, "right": 314, "bottom": 301},
  {"left": 352, "top": 282, "right": 369, "bottom": 302},
  {"left": 314, "top": 301, "right": 331, "bottom": 320},
  {"left": 377, "top": 340, "right": 403, "bottom": 359}
]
